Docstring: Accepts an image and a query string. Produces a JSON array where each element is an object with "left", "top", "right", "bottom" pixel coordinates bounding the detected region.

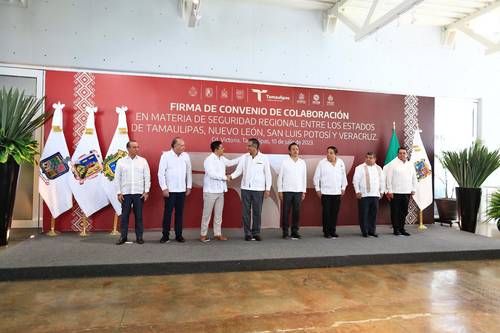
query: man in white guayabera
[
  {"left": 199, "top": 140, "right": 240, "bottom": 242},
  {"left": 385, "top": 147, "right": 417, "bottom": 236},
  {"left": 277, "top": 142, "right": 307, "bottom": 240},
  {"left": 115, "top": 140, "right": 151, "bottom": 245},
  {"left": 158, "top": 137, "right": 192, "bottom": 243},
  {"left": 230, "top": 138, "right": 272, "bottom": 241},
  {"left": 352, "top": 152, "right": 384, "bottom": 238},
  {"left": 313, "top": 146, "right": 348, "bottom": 238}
]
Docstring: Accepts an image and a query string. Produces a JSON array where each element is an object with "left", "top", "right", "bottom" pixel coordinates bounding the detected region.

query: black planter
[
  {"left": 0, "top": 157, "right": 20, "bottom": 246},
  {"left": 435, "top": 198, "right": 457, "bottom": 224},
  {"left": 455, "top": 187, "right": 482, "bottom": 233}
]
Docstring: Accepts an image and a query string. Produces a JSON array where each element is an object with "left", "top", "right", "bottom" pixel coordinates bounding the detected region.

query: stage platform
[{"left": 1, "top": 224, "right": 500, "bottom": 281}]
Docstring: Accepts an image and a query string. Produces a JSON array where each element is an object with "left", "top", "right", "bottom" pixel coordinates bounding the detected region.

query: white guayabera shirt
[
  {"left": 203, "top": 153, "right": 240, "bottom": 193},
  {"left": 277, "top": 156, "right": 307, "bottom": 193},
  {"left": 313, "top": 158, "right": 348, "bottom": 195},
  {"left": 158, "top": 150, "right": 192, "bottom": 193},
  {"left": 115, "top": 156, "right": 151, "bottom": 195}
]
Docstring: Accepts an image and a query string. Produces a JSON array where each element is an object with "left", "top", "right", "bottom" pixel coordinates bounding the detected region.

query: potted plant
[
  {"left": 435, "top": 169, "right": 457, "bottom": 226},
  {"left": 486, "top": 190, "right": 500, "bottom": 231},
  {"left": 0, "top": 88, "right": 50, "bottom": 246},
  {"left": 441, "top": 140, "right": 500, "bottom": 233}
]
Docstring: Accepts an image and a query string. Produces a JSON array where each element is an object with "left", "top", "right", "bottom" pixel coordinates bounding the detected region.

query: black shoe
[
  {"left": 393, "top": 231, "right": 402, "bottom": 236},
  {"left": 116, "top": 238, "right": 127, "bottom": 245},
  {"left": 176, "top": 236, "right": 186, "bottom": 243},
  {"left": 368, "top": 233, "right": 378, "bottom": 238},
  {"left": 282, "top": 234, "right": 290, "bottom": 240},
  {"left": 331, "top": 233, "right": 339, "bottom": 238},
  {"left": 253, "top": 235, "right": 262, "bottom": 241},
  {"left": 324, "top": 234, "right": 332, "bottom": 239},
  {"left": 400, "top": 230, "right": 411, "bottom": 236},
  {"left": 245, "top": 235, "right": 253, "bottom": 241},
  {"left": 362, "top": 233, "right": 368, "bottom": 238},
  {"left": 160, "top": 235, "right": 170, "bottom": 243},
  {"left": 136, "top": 238, "right": 144, "bottom": 244},
  {"left": 291, "top": 233, "right": 302, "bottom": 240}
]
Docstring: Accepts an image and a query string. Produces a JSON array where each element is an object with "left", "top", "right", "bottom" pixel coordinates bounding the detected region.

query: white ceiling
[
  {"left": 259, "top": 0, "right": 495, "bottom": 26},
  {"left": 247, "top": 0, "right": 500, "bottom": 53}
]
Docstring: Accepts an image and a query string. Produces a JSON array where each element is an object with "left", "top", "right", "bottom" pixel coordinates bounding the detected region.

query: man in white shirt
[
  {"left": 277, "top": 142, "right": 307, "bottom": 240},
  {"left": 313, "top": 146, "right": 348, "bottom": 238},
  {"left": 200, "top": 140, "right": 240, "bottom": 242},
  {"left": 352, "top": 152, "right": 384, "bottom": 238},
  {"left": 385, "top": 147, "right": 417, "bottom": 236},
  {"left": 231, "top": 138, "right": 272, "bottom": 241},
  {"left": 158, "top": 137, "right": 192, "bottom": 243},
  {"left": 115, "top": 140, "right": 151, "bottom": 245}
]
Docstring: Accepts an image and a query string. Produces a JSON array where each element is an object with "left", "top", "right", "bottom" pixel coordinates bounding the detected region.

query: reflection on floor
[
  {"left": 475, "top": 221, "right": 500, "bottom": 239},
  {"left": 3, "top": 224, "right": 499, "bottom": 332},
  {"left": 1, "top": 259, "right": 499, "bottom": 333}
]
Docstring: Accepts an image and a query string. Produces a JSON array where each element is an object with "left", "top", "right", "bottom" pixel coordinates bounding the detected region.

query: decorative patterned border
[
  {"left": 70, "top": 72, "right": 96, "bottom": 231},
  {"left": 404, "top": 95, "right": 419, "bottom": 225}
]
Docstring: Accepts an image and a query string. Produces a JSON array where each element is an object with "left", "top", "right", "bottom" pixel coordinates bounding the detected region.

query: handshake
[{"left": 226, "top": 174, "right": 232, "bottom": 181}]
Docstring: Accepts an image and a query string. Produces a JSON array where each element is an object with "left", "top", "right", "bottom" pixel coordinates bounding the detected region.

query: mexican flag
[
  {"left": 102, "top": 106, "right": 130, "bottom": 215},
  {"left": 410, "top": 130, "right": 433, "bottom": 210},
  {"left": 383, "top": 125, "right": 400, "bottom": 194},
  {"left": 68, "top": 106, "right": 109, "bottom": 217},
  {"left": 38, "top": 102, "right": 73, "bottom": 218},
  {"left": 384, "top": 126, "right": 400, "bottom": 165}
]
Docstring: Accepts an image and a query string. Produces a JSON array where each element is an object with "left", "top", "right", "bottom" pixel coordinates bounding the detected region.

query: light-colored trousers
[{"left": 200, "top": 192, "right": 224, "bottom": 236}]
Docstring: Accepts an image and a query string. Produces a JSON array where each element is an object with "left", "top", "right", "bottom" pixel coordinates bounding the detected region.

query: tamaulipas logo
[
  {"left": 251, "top": 88, "right": 290, "bottom": 103},
  {"left": 251, "top": 89, "right": 268, "bottom": 102}
]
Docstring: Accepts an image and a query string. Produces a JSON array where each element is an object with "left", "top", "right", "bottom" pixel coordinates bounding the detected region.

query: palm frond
[
  {"left": 0, "top": 87, "right": 52, "bottom": 165},
  {"left": 440, "top": 140, "right": 500, "bottom": 188}
]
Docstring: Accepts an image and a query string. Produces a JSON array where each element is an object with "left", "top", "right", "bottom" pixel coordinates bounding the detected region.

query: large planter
[
  {"left": 456, "top": 187, "right": 482, "bottom": 233},
  {"left": 0, "top": 157, "right": 20, "bottom": 246},
  {"left": 435, "top": 198, "right": 457, "bottom": 224}
]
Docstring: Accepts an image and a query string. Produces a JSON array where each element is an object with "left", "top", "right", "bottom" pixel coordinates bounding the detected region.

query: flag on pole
[
  {"left": 410, "top": 129, "right": 433, "bottom": 210},
  {"left": 383, "top": 123, "right": 400, "bottom": 194},
  {"left": 102, "top": 106, "right": 130, "bottom": 215},
  {"left": 384, "top": 123, "right": 400, "bottom": 165},
  {"left": 68, "top": 106, "right": 109, "bottom": 217},
  {"left": 38, "top": 102, "right": 73, "bottom": 218}
]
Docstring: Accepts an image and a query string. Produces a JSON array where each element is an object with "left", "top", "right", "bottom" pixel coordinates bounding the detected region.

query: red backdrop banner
[{"left": 43, "top": 70, "right": 434, "bottom": 232}]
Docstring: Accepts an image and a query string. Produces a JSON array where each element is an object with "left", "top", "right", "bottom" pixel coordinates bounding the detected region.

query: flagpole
[
  {"left": 418, "top": 210, "right": 427, "bottom": 230},
  {"left": 110, "top": 214, "right": 120, "bottom": 235},
  {"left": 80, "top": 216, "right": 90, "bottom": 236},
  {"left": 47, "top": 218, "right": 60, "bottom": 236}
]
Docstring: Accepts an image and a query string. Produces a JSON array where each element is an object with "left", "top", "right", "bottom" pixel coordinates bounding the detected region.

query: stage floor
[{"left": 1, "top": 224, "right": 500, "bottom": 281}]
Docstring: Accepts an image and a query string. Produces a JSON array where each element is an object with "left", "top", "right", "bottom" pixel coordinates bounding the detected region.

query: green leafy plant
[
  {"left": 440, "top": 140, "right": 500, "bottom": 188},
  {"left": 0, "top": 87, "right": 50, "bottom": 165},
  {"left": 486, "top": 190, "right": 500, "bottom": 229}
]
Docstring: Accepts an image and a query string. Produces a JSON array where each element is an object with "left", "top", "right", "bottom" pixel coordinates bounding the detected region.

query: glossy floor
[{"left": 1, "top": 259, "right": 499, "bottom": 333}]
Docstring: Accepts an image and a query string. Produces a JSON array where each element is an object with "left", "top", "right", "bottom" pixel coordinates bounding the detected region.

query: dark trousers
[
  {"left": 162, "top": 192, "right": 186, "bottom": 238},
  {"left": 120, "top": 194, "right": 144, "bottom": 240},
  {"left": 358, "top": 196, "right": 379, "bottom": 235},
  {"left": 390, "top": 193, "right": 410, "bottom": 232},
  {"left": 241, "top": 189, "right": 264, "bottom": 237},
  {"left": 321, "top": 195, "right": 341, "bottom": 236},
  {"left": 281, "top": 192, "right": 302, "bottom": 235}
]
